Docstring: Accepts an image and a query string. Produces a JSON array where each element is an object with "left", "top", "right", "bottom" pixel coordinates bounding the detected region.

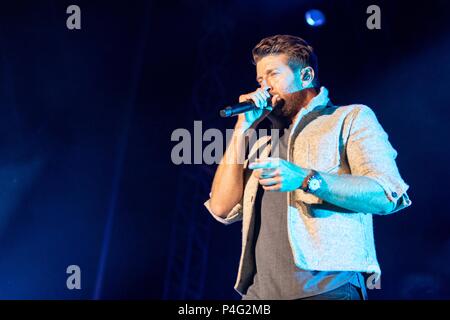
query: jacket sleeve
[
  {"left": 203, "top": 158, "right": 249, "bottom": 225},
  {"left": 346, "top": 105, "right": 411, "bottom": 213},
  {"left": 203, "top": 134, "right": 272, "bottom": 225},
  {"left": 204, "top": 195, "right": 243, "bottom": 225}
]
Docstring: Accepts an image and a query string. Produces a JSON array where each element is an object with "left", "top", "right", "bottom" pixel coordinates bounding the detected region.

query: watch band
[{"left": 301, "top": 169, "right": 317, "bottom": 192}]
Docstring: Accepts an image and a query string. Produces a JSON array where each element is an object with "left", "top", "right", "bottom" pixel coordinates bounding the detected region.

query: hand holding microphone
[{"left": 220, "top": 86, "right": 282, "bottom": 130}]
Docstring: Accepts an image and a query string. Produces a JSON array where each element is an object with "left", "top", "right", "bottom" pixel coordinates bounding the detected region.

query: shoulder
[
  {"left": 330, "top": 104, "right": 380, "bottom": 129},
  {"left": 333, "top": 104, "right": 377, "bottom": 118}
]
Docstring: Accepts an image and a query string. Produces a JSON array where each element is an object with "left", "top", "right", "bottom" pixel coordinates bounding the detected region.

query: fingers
[
  {"left": 262, "top": 184, "right": 281, "bottom": 191},
  {"left": 250, "top": 158, "right": 282, "bottom": 191},
  {"left": 249, "top": 157, "right": 280, "bottom": 170},
  {"left": 253, "top": 90, "right": 265, "bottom": 109},
  {"left": 239, "top": 88, "right": 271, "bottom": 109},
  {"left": 271, "top": 94, "right": 281, "bottom": 107},
  {"left": 253, "top": 168, "right": 278, "bottom": 179},
  {"left": 249, "top": 161, "right": 273, "bottom": 170},
  {"left": 261, "top": 86, "right": 271, "bottom": 99},
  {"left": 255, "top": 88, "right": 270, "bottom": 109},
  {"left": 261, "top": 168, "right": 278, "bottom": 179},
  {"left": 258, "top": 176, "right": 281, "bottom": 186}
]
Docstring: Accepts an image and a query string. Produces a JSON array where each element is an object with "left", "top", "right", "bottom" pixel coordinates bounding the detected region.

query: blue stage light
[{"left": 305, "top": 9, "right": 326, "bottom": 27}]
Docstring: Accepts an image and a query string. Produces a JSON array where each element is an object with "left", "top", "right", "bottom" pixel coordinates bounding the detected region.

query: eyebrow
[{"left": 256, "top": 68, "right": 276, "bottom": 83}]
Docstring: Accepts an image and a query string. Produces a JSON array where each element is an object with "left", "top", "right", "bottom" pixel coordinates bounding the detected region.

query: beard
[{"left": 272, "top": 89, "right": 309, "bottom": 119}]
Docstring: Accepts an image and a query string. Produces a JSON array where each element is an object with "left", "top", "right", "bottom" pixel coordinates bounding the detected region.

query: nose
[
  {"left": 265, "top": 80, "right": 276, "bottom": 93},
  {"left": 259, "top": 79, "right": 266, "bottom": 87},
  {"left": 259, "top": 80, "right": 272, "bottom": 92}
]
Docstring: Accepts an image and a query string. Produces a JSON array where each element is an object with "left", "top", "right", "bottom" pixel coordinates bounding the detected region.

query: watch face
[{"left": 309, "top": 178, "right": 321, "bottom": 191}]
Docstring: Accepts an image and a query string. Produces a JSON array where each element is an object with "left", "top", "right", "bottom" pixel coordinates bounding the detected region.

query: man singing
[{"left": 204, "top": 35, "right": 411, "bottom": 300}]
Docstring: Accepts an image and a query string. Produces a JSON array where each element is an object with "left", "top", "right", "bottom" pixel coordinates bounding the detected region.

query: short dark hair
[{"left": 252, "top": 34, "right": 319, "bottom": 86}]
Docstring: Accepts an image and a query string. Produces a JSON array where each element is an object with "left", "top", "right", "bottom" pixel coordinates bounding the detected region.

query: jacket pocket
[{"left": 307, "top": 132, "right": 340, "bottom": 173}]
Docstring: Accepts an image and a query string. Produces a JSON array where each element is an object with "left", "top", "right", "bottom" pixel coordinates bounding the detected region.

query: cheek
[
  {"left": 277, "top": 82, "right": 297, "bottom": 95},
  {"left": 273, "top": 80, "right": 290, "bottom": 93},
  {"left": 275, "top": 75, "right": 298, "bottom": 94},
  {"left": 285, "top": 80, "right": 302, "bottom": 93}
]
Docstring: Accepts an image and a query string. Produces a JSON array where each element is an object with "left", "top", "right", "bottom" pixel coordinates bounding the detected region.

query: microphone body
[
  {"left": 220, "top": 101, "right": 258, "bottom": 118},
  {"left": 220, "top": 96, "right": 272, "bottom": 118}
]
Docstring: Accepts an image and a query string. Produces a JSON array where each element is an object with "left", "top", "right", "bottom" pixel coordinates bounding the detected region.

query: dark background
[{"left": 0, "top": 0, "right": 449, "bottom": 299}]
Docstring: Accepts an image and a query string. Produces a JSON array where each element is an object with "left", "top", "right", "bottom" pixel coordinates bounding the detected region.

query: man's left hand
[{"left": 249, "top": 157, "right": 309, "bottom": 192}]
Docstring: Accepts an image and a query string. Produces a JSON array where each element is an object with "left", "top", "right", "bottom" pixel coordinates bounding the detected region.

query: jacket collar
[
  {"left": 302, "top": 86, "right": 331, "bottom": 114},
  {"left": 269, "top": 87, "right": 332, "bottom": 130},
  {"left": 289, "top": 86, "right": 332, "bottom": 139}
]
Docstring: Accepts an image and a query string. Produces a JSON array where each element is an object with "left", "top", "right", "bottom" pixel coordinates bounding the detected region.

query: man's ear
[{"left": 300, "top": 67, "right": 315, "bottom": 87}]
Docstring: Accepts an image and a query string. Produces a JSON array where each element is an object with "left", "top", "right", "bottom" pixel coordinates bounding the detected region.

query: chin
[
  {"left": 280, "top": 103, "right": 297, "bottom": 118},
  {"left": 272, "top": 99, "right": 285, "bottom": 113}
]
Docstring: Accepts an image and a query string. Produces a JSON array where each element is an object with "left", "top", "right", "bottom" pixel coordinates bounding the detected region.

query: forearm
[
  {"left": 313, "top": 172, "right": 395, "bottom": 215},
  {"left": 210, "top": 126, "right": 248, "bottom": 217}
]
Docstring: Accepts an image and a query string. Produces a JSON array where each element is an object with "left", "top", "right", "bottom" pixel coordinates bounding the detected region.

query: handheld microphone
[{"left": 219, "top": 90, "right": 273, "bottom": 118}]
